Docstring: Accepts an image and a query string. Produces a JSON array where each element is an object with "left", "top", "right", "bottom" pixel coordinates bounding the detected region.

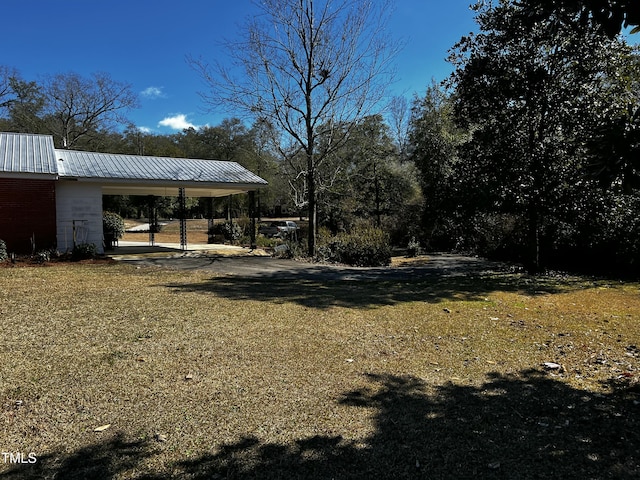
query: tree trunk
[
  {"left": 307, "top": 159, "right": 316, "bottom": 256},
  {"left": 374, "top": 164, "right": 381, "bottom": 227},
  {"left": 248, "top": 191, "right": 257, "bottom": 250},
  {"left": 527, "top": 204, "right": 541, "bottom": 274}
]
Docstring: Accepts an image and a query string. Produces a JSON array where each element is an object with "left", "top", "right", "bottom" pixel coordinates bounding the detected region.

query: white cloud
[
  {"left": 158, "top": 114, "right": 198, "bottom": 131},
  {"left": 141, "top": 86, "right": 165, "bottom": 99},
  {"left": 137, "top": 126, "right": 152, "bottom": 134}
]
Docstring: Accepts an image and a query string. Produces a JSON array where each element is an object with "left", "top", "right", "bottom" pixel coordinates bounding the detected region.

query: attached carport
[
  {"left": 55, "top": 149, "right": 268, "bottom": 253},
  {"left": 0, "top": 132, "right": 267, "bottom": 254}
]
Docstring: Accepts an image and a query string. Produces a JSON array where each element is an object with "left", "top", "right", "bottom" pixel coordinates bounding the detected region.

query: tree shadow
[
  {"left": 165, "top": 259, "right": 596, "bottom": 309},
  {"left": 0, "top": 433, "right": 158, "bottom": 480},
  {"left": 4, "top": 370, "right": 637, "bottom": 479},
  {"left": 172, "top": 370, "right": 640, "bottom": 479},
  {"left": 351, "top": 372, "right": 639, "bottom": 478}
]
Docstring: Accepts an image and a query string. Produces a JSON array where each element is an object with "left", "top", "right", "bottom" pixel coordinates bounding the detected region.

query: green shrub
[
  {"left": 272, "top": 239, "right": 307, "bottom": 259},
  {"left": 103, "top": 211, "right": 125, "bottom": 238},
  {"left": 72, "top": 243, "right": 97, "bottom": 260},
  {"left": 256, "top": 235, "right": 279, "bottom": 248},
  {"left": 319, "top": 226, "right": 391, "bottom": 267},
  {"left": 0, "top": 239, "right": 7, "bottom": 262},
  {"left": 406, "top": 237, "right": 422, "bottom": 257},
  {"left": 273, "top": 243, "right": 293, "bottom": 259},
  {"left": 149, "top": 222, "right": 163, "bottom": 234},
  {"left": 35, "top": 249, "right": 52, "bottom": 263},
  {"left": 209, "top": 221, "right": 243, "bottom": 242}
]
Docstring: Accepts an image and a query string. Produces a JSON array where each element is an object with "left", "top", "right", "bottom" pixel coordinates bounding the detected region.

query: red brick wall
[{"left": 0, "top": 178, "right": 57, "bottom": 254}]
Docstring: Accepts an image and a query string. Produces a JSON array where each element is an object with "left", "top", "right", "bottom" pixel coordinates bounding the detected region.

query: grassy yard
[
  {"left": 122, "top": 219, "right": 210, "bottom": 245},
  {"left": 1, "top": 260, "right": 639, "bottom": 478}
]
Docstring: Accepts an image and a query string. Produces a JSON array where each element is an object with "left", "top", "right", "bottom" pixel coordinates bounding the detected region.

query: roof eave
[
  {"left": 0, "top": 171, "right": 59, "bottom": 180},
  {"left": 59, "top": 176, "right": 268, "bottom": 197},
  {"left": 60, "top": 176, "right": 267, "bottom": 189}
]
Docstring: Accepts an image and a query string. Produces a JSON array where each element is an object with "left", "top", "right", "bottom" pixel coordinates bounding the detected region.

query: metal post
[
  {"left": 248, "top": 190, "right": 256, "bottom": 250},
  {"left": 179, "top": 188, "right": 187, "bottom": 250},
  {"left": 207, "top": 197, "right": 215, "bottom": 244},
  {"left": 148, "top": 195, "right": 157, "bottom": 246}
]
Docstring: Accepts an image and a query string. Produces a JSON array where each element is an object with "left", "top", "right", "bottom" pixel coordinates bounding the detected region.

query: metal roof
[
  {"left": 0, "top": 132, "right": 58, "bottom": 176},
  {"left": 0, "top": 132, "right": 268, "bottom": 196},
  {"left": 56, "top": 150, "right": 267, "bottom": 186}
]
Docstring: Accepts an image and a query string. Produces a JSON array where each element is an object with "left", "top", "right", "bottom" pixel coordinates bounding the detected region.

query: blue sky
[{"left": 1, "top": 1, "right": 479, "bottom": 133}]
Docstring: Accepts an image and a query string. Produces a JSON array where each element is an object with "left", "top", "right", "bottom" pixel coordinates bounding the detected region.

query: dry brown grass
[
  {"left": 123, "top": 219, "right": 210, "bottom": 244},
  {"left": 1, "top": 261, "right": 639, "bottom": 478}
]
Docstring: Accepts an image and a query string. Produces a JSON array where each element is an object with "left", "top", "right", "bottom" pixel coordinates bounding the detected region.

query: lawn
[
  {"left": 122, "top": 219, "right": 211, "bottom": 245},
  {"left": 1, "top": 260, "right": 639, "bottom": 479}
]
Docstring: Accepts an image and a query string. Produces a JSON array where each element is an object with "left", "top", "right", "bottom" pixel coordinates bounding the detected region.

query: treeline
[
  {"left": 102, "top": 114, "right": 422, "bottom": 250},
  {"left": 411, "top": 1, "right": 640, "bottom": 276},
  {"left": 2, "top": 0, "right": 640, "bottom": 276},
  {"left": 0, "top": 67, "right": 420, "bottom": 244}
]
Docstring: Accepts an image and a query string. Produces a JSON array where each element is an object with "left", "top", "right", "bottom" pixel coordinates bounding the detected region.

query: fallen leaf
[
  {"left": 185, "top": 373, "right": 194, "bottom": 380},
  {"left": 94, "top": 424, "right": 111, "bottom": 432},
  {"left": 543, "top": 362, "right": 562, "bottom": 370}
]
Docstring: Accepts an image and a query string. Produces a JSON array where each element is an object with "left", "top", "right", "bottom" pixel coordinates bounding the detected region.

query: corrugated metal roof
[
  {"left": 55, "top": 150, "right": 268, "bottom": 186},
  {"left": 0, "top": 132, "right": 58, "bottom": 175},
  {"left": 0, "top": 132, "right": 268, "bottom": 191}
]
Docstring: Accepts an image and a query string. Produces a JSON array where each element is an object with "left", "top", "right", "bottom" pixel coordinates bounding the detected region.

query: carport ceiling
[{"left": 100, "top": 182, "right": 261, "bottom": 197}]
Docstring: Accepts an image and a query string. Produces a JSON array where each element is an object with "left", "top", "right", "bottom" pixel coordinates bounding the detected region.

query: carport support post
[
  {"left": 147, "top": 195, "right": 157, "bottom": 246},
  {"left": 249, "top": 190, "right": 256, "bottom": 250},
  {"left": 178, "top": 187, "right": 187, "bottom": 250}
]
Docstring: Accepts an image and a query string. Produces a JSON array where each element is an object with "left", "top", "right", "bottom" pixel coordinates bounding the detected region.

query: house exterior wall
[
  {"left": 0, "top": 178, "right": 57, "bottom": 254},
  {"left": 55, "top": 182, "right": 104, "bottom": 254}
]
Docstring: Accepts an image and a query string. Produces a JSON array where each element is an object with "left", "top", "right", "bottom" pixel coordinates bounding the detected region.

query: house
[{"left": 0, "top": 132, "right": 267, "bottom": 254}]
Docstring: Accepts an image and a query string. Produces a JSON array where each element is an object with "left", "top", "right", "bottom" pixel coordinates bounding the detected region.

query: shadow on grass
[
  {"left": 171, "top": 371, "right": 639, "bottom": 479},
  {"left": 5, "top": 370, "right": 638, "bottom": 479},
  {"left": 165, "top": 261, "right": 596, "bottom": 309},
  {"left": 0, "top": 433, "right": 158, "bottom": 480}
]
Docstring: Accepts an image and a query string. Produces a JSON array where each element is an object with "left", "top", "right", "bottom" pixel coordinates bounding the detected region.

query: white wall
[{"left": 55, "top": 182, "right": 104, "bottom": 254}]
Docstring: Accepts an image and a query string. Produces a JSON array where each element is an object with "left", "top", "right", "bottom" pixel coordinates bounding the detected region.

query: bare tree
[
  {"left": 190, "top": 0, "right": 399, "bottom": 254},
  {"left": 388, "top": 95, "right": 410, "bottom": 161},
  {"left": 42, "top": 72, "right": 138, "bottom": 148}
]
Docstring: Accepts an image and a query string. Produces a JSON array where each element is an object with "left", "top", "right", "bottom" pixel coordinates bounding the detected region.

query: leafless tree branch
[{"left": 189, "top": 0, "right": 400, "bottom": 253}]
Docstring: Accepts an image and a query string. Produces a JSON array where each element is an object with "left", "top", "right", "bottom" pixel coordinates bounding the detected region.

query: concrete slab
[
  {"left": 108, "top": 241, "right": 269, "bottom": 260},
  {"left": 124, "top": 222, "right": 168, "bottom": 232}
]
